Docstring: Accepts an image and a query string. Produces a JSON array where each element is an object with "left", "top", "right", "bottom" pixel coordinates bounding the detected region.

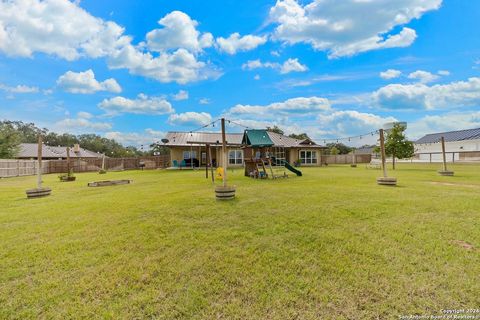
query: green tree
[
  {"left": 288, "top": 133, "right": 310, "bottom": 140},
  {"left": 0, "top": 122, "right": 21, "bottom": 158},
  {"left": 266, "top": 125, "right": 284, "bottom": 135},
  {"left": 330, "top": 146, "right": 340, "bottom": 155},
  {"left": 0, "top": 120, "right": 149, "bottom": 158},
  {"left": 149, "top": 143, "right": 170, "bottom": 156},
  {"left": 384, "top": 124, "right": 414, "bottom": 170},
  {"left": 326, "top": 143, "right": 352, "bottom": 155}
]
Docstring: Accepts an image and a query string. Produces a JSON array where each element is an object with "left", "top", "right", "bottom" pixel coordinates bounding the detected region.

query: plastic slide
[{"left": 282, "top": 160, "right": 302, "bottom": 176}]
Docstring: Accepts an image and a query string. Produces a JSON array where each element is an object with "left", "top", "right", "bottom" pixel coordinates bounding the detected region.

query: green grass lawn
[{"left": 0, "top": 164, "right": 479, "bottom": 319}]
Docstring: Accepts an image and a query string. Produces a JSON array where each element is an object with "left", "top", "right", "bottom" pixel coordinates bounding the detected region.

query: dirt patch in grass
[
  {"left": 451, "top": 240, "right": 475, "bottom": 250},
  {"left": 430, "top": 181, "right": 480, "bottom": 188}
]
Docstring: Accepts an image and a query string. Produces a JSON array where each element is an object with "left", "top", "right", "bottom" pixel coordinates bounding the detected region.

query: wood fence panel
[
  {"left": 323, "top": 154, "right": 371, "bottom": 165},
  {"left": 0, "top": 155, "right": 170, "bottom": 178},
  {"left": 0, "top": 159, "right": 49, "bottom": 177}
]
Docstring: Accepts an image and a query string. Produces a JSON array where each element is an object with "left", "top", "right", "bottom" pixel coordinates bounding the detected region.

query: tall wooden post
[
  {"left": 210, "top": 145, "right": 214, "bottom": 183},
  {"left": 205, "top": 144, "right": 209, "bottom": 179},
  {"left": 66, "top": 146, "right": 71, "bottom": 174},
  {"left": 213, "top": 118, "right": 235, "bottom": 199},
  {"left": 190, "top": 144, "right": 194, "bottom": 169},
  {"left": 438, "top": 136, "right": 454, "bottom": 176},
  {"left": 221, "top": 118, "right": 227, "bottom": 187},
  {"left": 351, "top": 149, "right": 357, "bottom": 167},
  {"left": 102, "top": 154, "right": 106, "bottom": 170},
  {"left": 377, "top": 129, "right": 397, "bottom": 185},
  {"left": 26, "top": 134, "right": 51, "bottom": 198},
  {"left": 379, "top": 129, "right": 387, "bottom": 178},
  {"left": 441, "top": 136, "right": 447, "bottom": 172},
  {"left": 37, "top": 135, "right": 43, "bottom": 189}
]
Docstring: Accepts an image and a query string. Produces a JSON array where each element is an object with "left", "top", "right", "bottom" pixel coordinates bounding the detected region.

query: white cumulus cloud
[
  {"left": 105, "top": 128, "right": 166, "bottom": 147},
  {"left": 0, "top": 2, "right": 220, "bottom": 84},
  {"left": 107, "top": 46, "right": 220, "bottom": 84},
  {"left": 55, "top": 114, "right": 112, "bottom": 132},
  {"left": 280, "top": 58, "right": 308, "bottom": 74},
  {"left": 146, "top": 11, "right": 213, "bottom": 53},
  {"left": 57, "top": 69, "right": 121, "bottom": 94},
  {"left": 408, "top": 112, "right": 480, "bottom": 140},
  {"left": 0, "top": 0, "right": 130, "bottom": 60},
  {"left": 373, "top": 77, "right": 480, "bottom": 110},
  {"left": 407, "top": 70, "right": 439, "bottom": 84},
  {"left": 380, "top": 69, "right": 402, "bottom": 80},
  {"left": 269, "top": 0, "right": 441, "bottom": 58},
  {"left": 99, "top": 93, "right": 174, "bottom": 115},
  {"left": 242, "top": 58, "right": 307, "bottom": 74},
  {"left": 0, "top": 84, "right": 39, "bottom": 93},
  {"left": 168, "top": 112, "right": 212, "bottom": 126},
  {"left": 199, "top": 98, "right": 210, "bottom": 105},
  {"left": 228, "top": 96, "right": 331, "bottom": 116},
  {"left": 172, "top": 90, "right": 189, "bottom": 101},
  {"left": 216, "top": 33, "right": 267, "bottom": 55}
]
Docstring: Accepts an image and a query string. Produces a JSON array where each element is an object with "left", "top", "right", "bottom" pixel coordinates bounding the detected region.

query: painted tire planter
[
  {"left": 438, "top": 170, "right": 454, "bottom": 176},
  {"left": 26, "top": 187, "right": 52, "bottom": 198},
  {"left": 215, "top": 186, "right": 236, "bottom": 200},
  {"left": 377, "top": 177, "right": 397, "bottom": 186},
  {"left": 88, "top": 180, "right": 132, "bottom": 187}
]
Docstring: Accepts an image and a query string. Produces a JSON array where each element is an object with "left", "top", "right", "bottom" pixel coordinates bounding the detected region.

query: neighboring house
[
  {"left": 414, "top": 127, "right": 480, "bottom": 162},
  {"left": 355, "top": 145, "right": 379, "bottom": 159},
  {"left": 163, "top": 130, "right": 325, "bottom": 168},
  {"left": 16, "top": 143, "right": 103, "bottom": 160}
]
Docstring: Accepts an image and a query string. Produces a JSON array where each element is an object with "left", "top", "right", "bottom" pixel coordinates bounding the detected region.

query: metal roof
[
  {"left": 415, "top": 127, "right": 480, "bottom": 144},
  {"left": 17, "top": 143, "right": 102, "bottom": 159},
  {"left": 242, "top": 130, "right": 274, "bottom": 147},
  {"left": 163, "top": 131, "right": 323, "bottom": 148},
  {"left": 266, "top": 131, "right": 320, "bottom": 148}
]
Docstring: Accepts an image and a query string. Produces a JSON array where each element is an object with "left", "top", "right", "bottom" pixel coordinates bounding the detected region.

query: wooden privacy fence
[
  {"left": 322, "top": 154, "right": 371, "bottom": 165},
  {"left": 0, "top": 156, "right": 170, "bottom": 178},
  {"left": 0, "top": 159, "right": 49, "bottom": 178}
]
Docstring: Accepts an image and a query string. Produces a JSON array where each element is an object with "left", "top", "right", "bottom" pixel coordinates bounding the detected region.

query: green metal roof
[{"left": 242, "top": 129, "right": 274, "bottom": 147}]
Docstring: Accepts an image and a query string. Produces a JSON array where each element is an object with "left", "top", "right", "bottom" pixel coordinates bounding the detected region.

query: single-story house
[
  {"left": 17, "top": 143, "right": 102, "bottom": 160},
  {"left": 163, "top": 130, "right": 326, "bottom": 168},
  {"left": 414, "top": 127, "right": 480, "bottom": 162}
]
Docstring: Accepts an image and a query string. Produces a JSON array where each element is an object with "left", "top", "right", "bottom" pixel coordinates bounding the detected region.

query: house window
[
  {"left": 300, "top": 150, "right": 317, "bottom": 164},
  {"left": 228, "top": 150, "right": 243, "bottom": 165},
  {"left": 183, "top": 150, "right": 197, "bottom": 159}
]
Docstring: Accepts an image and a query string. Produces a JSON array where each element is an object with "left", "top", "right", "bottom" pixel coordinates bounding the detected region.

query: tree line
[{"left": 0, "top": 120, "right": 166, "bottom": 159}]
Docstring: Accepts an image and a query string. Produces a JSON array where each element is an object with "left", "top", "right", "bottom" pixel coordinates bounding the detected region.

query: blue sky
[{"left": 0, "top": 0, "right": 479, "bottom": 147}]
